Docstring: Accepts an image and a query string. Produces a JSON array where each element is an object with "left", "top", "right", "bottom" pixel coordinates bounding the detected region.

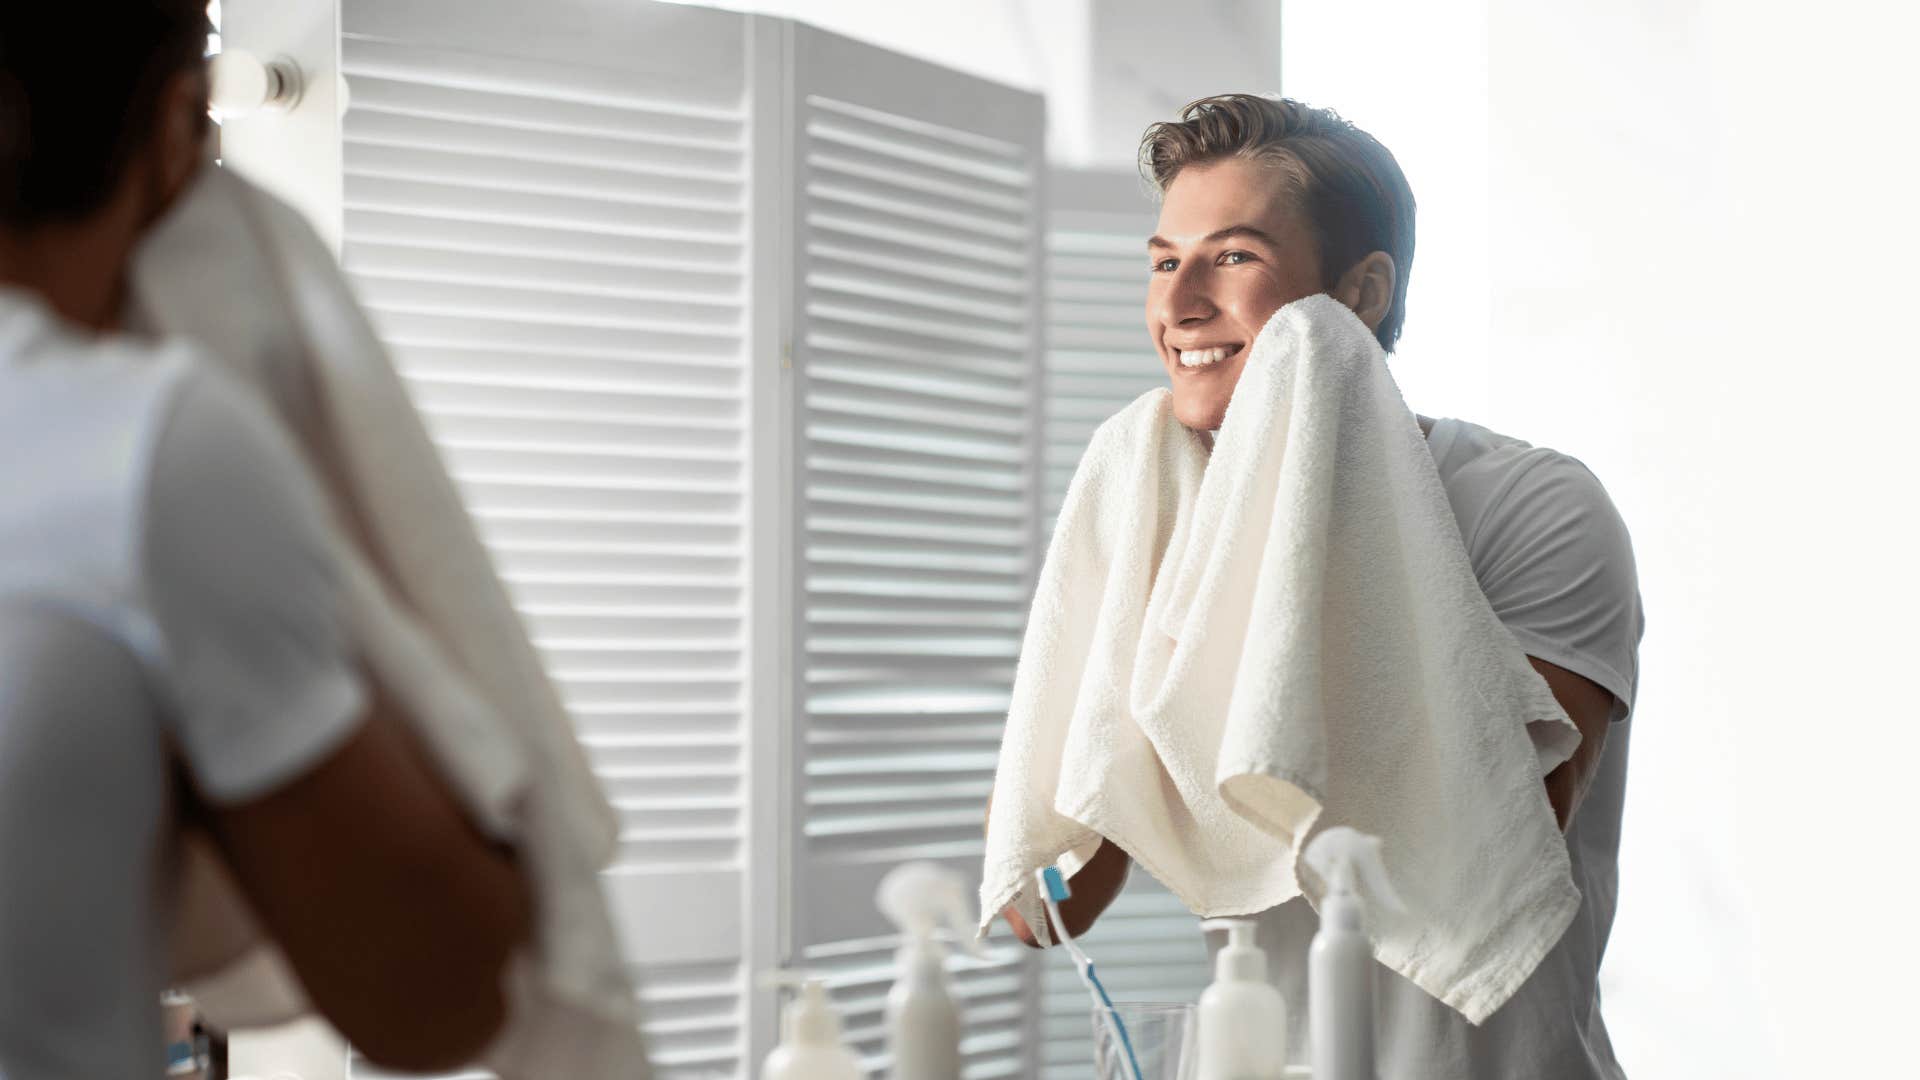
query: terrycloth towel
[
  {"left": 128, "top": 163, "right": 648, "bottom": 1077},
  {"left": 980, "top": 294, "right": 1583, "bottom": 1024}
]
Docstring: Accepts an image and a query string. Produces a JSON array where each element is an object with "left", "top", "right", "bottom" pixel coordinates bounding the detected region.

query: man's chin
[{"left": 1172, "top": 396, "right": 1228, "bottom": 433}]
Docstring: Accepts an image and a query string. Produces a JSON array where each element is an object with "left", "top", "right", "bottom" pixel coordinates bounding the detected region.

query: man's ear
[
  {"left": 142, "top": 66, "right": 211, "bottom": 224},
  {"left": 1332, "top": 251, "right": 1397, "bottom": 335}
]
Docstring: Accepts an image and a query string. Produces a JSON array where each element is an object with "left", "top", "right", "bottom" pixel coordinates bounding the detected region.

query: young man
[
  {"left": 0, "top": 3, "right": 532, "bottom": 1073},
  {"left": 1001, "top": 95, "right": 1646, "bottom": 1078}
]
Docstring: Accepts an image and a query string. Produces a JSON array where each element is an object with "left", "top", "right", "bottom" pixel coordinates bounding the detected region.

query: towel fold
[
  {"left": 980, "top": 294, "right": 1581, "bottom": 1024},
  {"left": 130, "top": 164, "right": 648, "bottom": 1076}
]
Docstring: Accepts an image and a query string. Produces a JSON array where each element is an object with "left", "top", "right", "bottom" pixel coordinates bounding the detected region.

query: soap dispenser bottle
[
  {"left": 759, "top": 971, "right": 862, "bottom": 1080},
  {"left": 1303, "top": 827, "right": 1405, "bottom": 1080},
  {"left": 876, "top": 862, "right": 983, "bottom": 1080},
  {"left": 1196, "top": 917, "right": 1289, "bottom": 1080}
]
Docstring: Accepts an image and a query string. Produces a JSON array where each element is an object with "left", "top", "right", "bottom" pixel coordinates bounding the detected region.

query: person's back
[
  {"left": 1, "top": 4, "right": 535, "bottom": 1071},
  {"left": 0, "top": 292, "right": 340, "bottom": 1075},
  {"left": 0, "top": 605, "right": 173, "bottom": 1078}
]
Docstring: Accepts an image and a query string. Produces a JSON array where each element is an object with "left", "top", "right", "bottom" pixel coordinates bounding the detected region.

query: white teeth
[{"left": 1178, "top": 346, "right": 1230, "bottom": 367}]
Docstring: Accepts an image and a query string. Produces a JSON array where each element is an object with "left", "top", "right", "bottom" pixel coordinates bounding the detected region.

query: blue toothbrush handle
[{"left": 1088, "top": 964, "right": 1145, "bottom": 1080}]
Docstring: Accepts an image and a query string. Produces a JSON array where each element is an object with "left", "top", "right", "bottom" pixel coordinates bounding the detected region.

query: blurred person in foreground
[{"left": 0, "top": 3, "right": 532, "bottom": 1073}]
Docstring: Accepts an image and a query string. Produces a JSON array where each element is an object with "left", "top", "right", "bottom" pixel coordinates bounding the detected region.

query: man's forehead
[{"left": 1150, "top": 164, "right": 1298, "bottom": 246}]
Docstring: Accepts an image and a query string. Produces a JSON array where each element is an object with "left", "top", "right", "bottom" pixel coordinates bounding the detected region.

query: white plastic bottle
[
  {"left": 1304, "top": 828, "right": 1406, "bottom": 1080},
  {"left": 1196, "top": 917, "right": 1289, "bottom": 1079},
  {"left": 760, "top": 972, "right": 862, "bottom": 1080},
  {"left": 875, "top": 862, "right": 983, "bottom": 1080}
]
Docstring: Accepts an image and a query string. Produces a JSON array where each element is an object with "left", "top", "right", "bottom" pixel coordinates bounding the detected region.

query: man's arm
[
  {"left": 198, "top": 678, "right": 532, "bottom": 1072},
  {"left": 1531, "top": 656, "right": 1615, "bottom": 830},
  {"left": 146, "top": 370, "right": 531, "bottom": 1070}
]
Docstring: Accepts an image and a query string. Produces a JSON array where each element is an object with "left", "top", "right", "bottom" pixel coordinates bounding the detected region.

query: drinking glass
[{"left": 1091, "top": 1001, "right": 1197, "bottom": 1080}]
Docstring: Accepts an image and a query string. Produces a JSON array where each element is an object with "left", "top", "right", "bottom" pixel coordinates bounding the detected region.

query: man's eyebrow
[{"left": 1146, "top": 225, "right": 1284, "bottom": 251}]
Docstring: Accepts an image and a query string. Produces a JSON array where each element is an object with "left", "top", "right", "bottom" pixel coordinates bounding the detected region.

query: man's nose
[{"left": 1156, "top": 262, "right": 1216, "bottom": 328}]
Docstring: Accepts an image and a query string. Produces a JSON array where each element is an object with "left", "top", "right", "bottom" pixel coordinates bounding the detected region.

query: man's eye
[
  {"left": 1221, "top": 250, "right": 1253, "bottom": 265},
  {"left": 1150, "top": 257, "right": 1178, "bottom": 273}
]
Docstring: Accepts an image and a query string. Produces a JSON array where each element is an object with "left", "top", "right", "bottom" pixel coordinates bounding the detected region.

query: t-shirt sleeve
[
  {"left": 141, "top": 367, "right": 367, "bottom": 803},
  {"left": 1471, "top": 452, "right": 1646, "bottom": 723}
]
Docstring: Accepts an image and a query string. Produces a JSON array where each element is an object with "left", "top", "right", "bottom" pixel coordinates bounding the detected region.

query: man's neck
[{"left": 0, "top": 214, "right": 137, "bottom": 333}]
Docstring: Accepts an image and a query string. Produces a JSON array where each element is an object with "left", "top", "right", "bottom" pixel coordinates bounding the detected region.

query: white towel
[
  {"left": 980, "top": 294, "right": 1583, "bottom": 1024},
  {"left": 128, "top": 164, "right": 649, "bottom": 1077}
]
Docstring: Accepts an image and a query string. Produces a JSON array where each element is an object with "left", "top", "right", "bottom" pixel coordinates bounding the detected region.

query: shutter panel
[
  {"left": 785, "top": 24, "right": 1048, "bottom": 1079},
  {"left": 335, "top": 2, "right": 755, "bottom": 1075},
  {"left": 1038, "top": 169, "right": 1212, "bottom": 1078}
]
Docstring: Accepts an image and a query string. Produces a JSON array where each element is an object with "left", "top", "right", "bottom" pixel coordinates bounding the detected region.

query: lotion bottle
[
  {"left": 760, "top": 972, "right": 862, "bottom": 1080},
  {"left": 1196, "top": 917, "right": 1289, "bottom": 1079}
]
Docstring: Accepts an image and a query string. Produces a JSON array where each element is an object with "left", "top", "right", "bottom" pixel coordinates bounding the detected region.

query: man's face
[{"left": 1146, "top": 157, "right": 1328, "bottom": 432}]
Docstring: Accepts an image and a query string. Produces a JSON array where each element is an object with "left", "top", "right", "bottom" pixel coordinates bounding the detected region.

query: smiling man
[{"left": 999, "top": 95, "right": 1646, "bottom": 1078}]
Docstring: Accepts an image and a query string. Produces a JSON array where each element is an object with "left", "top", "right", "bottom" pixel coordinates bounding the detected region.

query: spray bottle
[
  {"left": 1196, "top": 918, "right": 1289, "bottom": 1079},
  {"left": 1303, "top": 827, "right": 1405, "bottom": 1080},
  {"left": 876, "top": 862, "right": 983, "bottom": 1080},
  {"left": 759, "top": 971, "right": 861, "bottom": 1080}
]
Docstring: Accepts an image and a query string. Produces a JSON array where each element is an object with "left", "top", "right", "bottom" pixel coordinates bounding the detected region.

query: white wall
[
  {"left": 660, "top": 0, "right": 1286, "bottom": 168},
  {"left": 1289, "top": 1, "right": 1920, "bottom": 1076}
]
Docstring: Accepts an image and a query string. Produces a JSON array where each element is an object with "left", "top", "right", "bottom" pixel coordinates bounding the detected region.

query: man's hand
[
  {"left": 986, "top": 788, "right": 1133, "bottom": 945},
  {"left": 1530, "top": 656, "right": 1615, "bottom": 831},
  {"left": 1000, "top": 838, "right": 1132, "bottom": 947}
]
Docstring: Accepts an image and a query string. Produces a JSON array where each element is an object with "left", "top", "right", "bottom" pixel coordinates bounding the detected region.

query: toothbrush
[{"left": 1037, "top": 866, "right": 1145, "bottom": 1080}]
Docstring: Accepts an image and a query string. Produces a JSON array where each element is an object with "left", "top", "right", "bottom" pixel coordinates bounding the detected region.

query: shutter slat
[
  {"left": 373, "top": 308, "right": 741, "bottom": 359},
  {"left": 349, "top": 173, "right": 743, "bottom": 241},
  {"left": 348, "top": 238, "right": 740, "bottom": 297},
  {"left": 346, "top": 207, "right": 740, "bottom": 269}
]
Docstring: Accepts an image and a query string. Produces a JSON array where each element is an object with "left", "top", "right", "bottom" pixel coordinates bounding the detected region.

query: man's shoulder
[
  {"left": 1431, "top": 417, "right": 1622, "bottom": 550},
  {"left": 1435, "top": 415, "right": 1561, "bottom": 476},
  {"left": 1, "top": 301, "right": 209, "bottom": 472},
  {"left": 0, "top": 318, "right": 226, "bottom": 687}
]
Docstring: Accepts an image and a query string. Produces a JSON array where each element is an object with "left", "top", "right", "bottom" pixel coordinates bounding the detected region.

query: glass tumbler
[{"left": 1091, "top": 1001, "right": 1198, "bottom": 1080}]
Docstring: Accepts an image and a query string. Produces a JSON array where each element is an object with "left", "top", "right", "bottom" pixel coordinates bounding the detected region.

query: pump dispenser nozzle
[
  {"left": 759, "top": 971, "right": 844, "bottom": 1048},
  {"left": 1200, "top": 918, "right": 1268, "bottom": 982},
  {"left": 758, "top": 971, "right": 861, "bottom": 1080}
]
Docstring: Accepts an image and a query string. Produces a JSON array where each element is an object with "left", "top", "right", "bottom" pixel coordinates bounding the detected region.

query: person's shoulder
[
  {"left": 1, "top": 294, "right": 202, "bottom": 409},
  {"left": 142, "top": 356, "right": 323, "bottom": 543},
  {"left": 0, "top": 299, "right": 213, "bottom": 560},
  {"left": 1433, "top": 417, "right": 1629, "bottom": 549},
  {"left": 1438, "top": 417, "right": 1612, "bottom": 497}
]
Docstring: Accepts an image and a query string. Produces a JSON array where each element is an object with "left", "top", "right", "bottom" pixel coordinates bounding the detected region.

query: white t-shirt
[
  {"left": 0, "top": 288, "right": 365, "bottom": 801},
  {"left": 1225, "top": 414, "right": 1647, "bottom": 1079},
  {"left": 0, "top": 288, "right": 365, "bottom": 1074}
]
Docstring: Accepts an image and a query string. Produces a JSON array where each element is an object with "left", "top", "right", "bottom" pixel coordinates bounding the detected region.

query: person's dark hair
[
  {"left": 0, "top": 1, "right": 210, "bottom": 228},
  {"left": 1140, "top": 94, "right": 1417, "bottom": 353}
]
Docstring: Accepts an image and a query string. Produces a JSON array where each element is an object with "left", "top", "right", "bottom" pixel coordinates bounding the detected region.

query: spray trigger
[{"left": 1303, "top": 826, "right": 1407, "bottom": 914}]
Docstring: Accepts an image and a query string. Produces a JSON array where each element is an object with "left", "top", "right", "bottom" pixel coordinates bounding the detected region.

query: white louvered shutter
[
  {"left": 334, "top": 1, "right": 760, "bottom": 1075},
  {"left": 1038, "top": 169, "right": 1212, "bottom": 1079},
  {"left": 783, "top": 23, "right": 1048, "bottom": 1079}
]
